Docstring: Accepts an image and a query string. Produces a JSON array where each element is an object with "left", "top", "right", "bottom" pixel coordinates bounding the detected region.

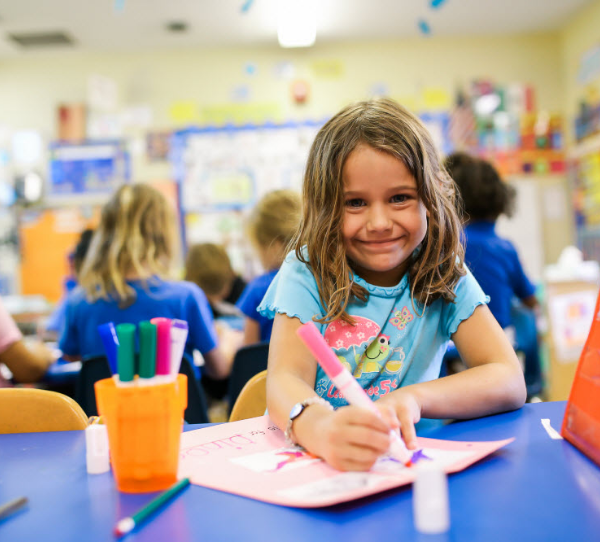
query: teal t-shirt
[{"left": 258, "top": 251, "right": 489, "bottom": 409}]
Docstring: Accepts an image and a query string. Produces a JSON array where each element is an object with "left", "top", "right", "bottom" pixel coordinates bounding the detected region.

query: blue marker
[{"left": 98, "top": 322, "right": 119, "bottom": 375}]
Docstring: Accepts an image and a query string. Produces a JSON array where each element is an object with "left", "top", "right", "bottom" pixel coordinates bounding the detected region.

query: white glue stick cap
[
  {"left": 85, "top": 424, "right": 110, "bottom": 474},
  {"left": 413, "top": 462, "right": 450, "bottom": 534}
]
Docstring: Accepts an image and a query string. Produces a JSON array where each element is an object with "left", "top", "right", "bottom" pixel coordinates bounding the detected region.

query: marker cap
[{"left": 412, "top": 462, "right": 450, "bottom": 534}]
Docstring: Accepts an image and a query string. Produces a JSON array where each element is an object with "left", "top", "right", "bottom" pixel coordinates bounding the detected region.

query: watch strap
[{"left": 284, "top": 396, "right": 334, "bottom": 446}]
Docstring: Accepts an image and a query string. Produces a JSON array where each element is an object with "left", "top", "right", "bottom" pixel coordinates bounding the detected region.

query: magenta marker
[
  {"left": 150, "top": 317, "right": 172, "bottom": 381},
  {"left": 297, "top": 321, "right": 413, "bottom": 466}
]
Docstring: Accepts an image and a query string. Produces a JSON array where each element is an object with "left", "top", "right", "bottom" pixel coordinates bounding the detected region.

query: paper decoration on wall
[
  {"left": 310, "top": 59, "right": 344, "bottom": 79},
  {"left": 430, "top": 0, "right": 448, "bottom": 8},
  {"left": 231, "top": 85, "right": 251, "bottom": 103},
  {"left": 240, "top": 0, "right": 254, "bottom": 13},
  {"left": 244, "top": 62, "right": 257, "bottom": 76},
  {"left": 199, "top": 103, "right": 281, "bottom": 125},
  {"left": 369, "top": 83, "right": 389, "bottom": 98},
  {"left": 48, "top": 141, "right": 130, "bottom": 197},
  {"left": 169, "top": 101, "right": 200, "bottom": 125},
  {"left": 178, "top": 415, "right": 514, "bottom": 508},
  {"left": 578, "top": 44, "right": 600, "bottom": 85},
  {"left": 88, "top": 74, "right": 118, "bottom": 112},
  {"left": 418, "top": 19, "right": 431, "bottom": 35},
  {"left": 423, "top": 88, "right": 452, "bottom": 111},
  {"left": 146, "top": 131, "right": 171, "bottom": 162},
  {"left": 12, "top": 130, "right": 43, "bottom": 165},
  {"left": 273, "top": 61, "right": 295, "bottom": 80},
  {"left": 291, "top": 80, "right": 309, "bottom": 104},
  {"left": 548, "top": 291, "right": 597, "bottom": 363}
]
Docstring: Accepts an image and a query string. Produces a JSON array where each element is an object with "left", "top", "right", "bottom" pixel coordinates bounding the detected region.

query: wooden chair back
[{"left": 0, "top": 388, "right": 88, "bottom": 434}]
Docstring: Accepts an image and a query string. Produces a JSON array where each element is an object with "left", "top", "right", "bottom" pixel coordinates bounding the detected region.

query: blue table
[{"left": 1, "top": 402, "right": 598, "bottom": 542}]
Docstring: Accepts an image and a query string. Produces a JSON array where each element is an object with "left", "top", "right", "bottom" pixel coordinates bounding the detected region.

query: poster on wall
[
  {"left": 171, "top": 121, "right": 322, "bottom": 214},
  {"left": 48, "top": 140, "right": 130, "bottom": 197}
]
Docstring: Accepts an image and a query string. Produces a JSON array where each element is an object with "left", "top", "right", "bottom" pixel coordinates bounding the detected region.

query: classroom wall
[
  {"left": 0, "top": 32, "right": 563, "bottom": 164},
  {"left": 560, "top": 0, "right": 600, "bottom": 144}
]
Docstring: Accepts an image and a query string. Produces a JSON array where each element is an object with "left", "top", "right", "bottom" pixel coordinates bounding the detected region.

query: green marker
[
  {"left": 114, "top": 478, "right": 190, "bottom": 537},
  {"left": 115, "top": 323, "right": 136, "bottom": 384},
  {"left": 138, "top": 321, "right": 157, "bottom": 382}
]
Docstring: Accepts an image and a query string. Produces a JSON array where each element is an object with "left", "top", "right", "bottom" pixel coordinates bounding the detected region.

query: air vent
[{"left": 7, "top": 31, "right": 75, "bottom": 48}]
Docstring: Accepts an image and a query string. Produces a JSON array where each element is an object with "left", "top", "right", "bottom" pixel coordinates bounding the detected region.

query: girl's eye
[
  {"left": 390, "top": 194, "right": 409, "bottom": 204},
  {"left": 345, "top": 198, "right": 365, "bottom": 208}
]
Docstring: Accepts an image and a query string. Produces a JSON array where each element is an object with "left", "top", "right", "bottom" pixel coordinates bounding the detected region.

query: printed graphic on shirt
[
  {"left": 317, "top": 315, "right": 410, "bottom": 408},
  {"left": 389, "top": 306, "right": 414, "bottom": 330}
]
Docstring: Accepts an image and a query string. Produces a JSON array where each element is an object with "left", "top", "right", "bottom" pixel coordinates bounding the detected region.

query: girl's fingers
[{"left": 398, "top": 415, "right": 418, "bottom": 449}]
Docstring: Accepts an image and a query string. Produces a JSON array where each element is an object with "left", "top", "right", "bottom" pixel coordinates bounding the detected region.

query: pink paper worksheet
[{"left": 178, "top": 415, "right": 513, "bottom": 508}]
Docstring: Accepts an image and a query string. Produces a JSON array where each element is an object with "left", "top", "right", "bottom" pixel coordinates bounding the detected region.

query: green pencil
[{"left": 114, "top": 478, "right": 190, "bottom": 537}]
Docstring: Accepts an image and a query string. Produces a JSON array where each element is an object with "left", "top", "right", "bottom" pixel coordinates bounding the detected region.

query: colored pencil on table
[
  {"left": 0, "top": 496, "right": 28, "bottom": 521},
  {"left": 114, "top": 478, "right": 190, "bottom": 538}
]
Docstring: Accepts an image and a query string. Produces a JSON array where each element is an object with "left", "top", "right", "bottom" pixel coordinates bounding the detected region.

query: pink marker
[
  {"left": 150, "top": 317, "right": 172, "bottom": 380},
  {"left": 297, "top": 321, "right": 413, "bottom": 466}
]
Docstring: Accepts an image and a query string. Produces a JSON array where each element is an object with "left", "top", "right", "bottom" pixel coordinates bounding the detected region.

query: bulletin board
[
  {"left": 170, "top": 121, "right": 323, "bottom": 274},
  {"left": 48, "top": 140, "right": 130, "bottom": 197}
]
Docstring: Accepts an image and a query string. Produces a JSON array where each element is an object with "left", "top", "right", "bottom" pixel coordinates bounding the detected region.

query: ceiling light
[{"left": 277, "top": 0, "right": 316, "bottom": 48}]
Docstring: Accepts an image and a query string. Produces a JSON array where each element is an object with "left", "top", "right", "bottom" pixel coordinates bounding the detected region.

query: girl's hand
[
  {"left": 306, "top": 405, "right": 398, "bottom": 471},
  {"left": 376, "top": 390, "right": 422, "bottom": 450}
]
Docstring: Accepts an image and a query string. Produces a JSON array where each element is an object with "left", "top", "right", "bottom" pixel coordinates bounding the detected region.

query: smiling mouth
[{"left": 359, "top": 238, "right": 401, "bottom": 246}]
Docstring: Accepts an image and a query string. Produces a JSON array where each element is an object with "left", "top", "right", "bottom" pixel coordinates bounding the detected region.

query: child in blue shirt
[
  {"left": 259, "top": 98, "right": 526, "bottom": 472},
  {"left": 59, "top": 184, "right": 231, "bottom": 380},
  {"left": 236, "top": 189, "right": 301, "bottom": 345},
  {"left": 445, "top": 152, "right": 541, "bottom": 395}
]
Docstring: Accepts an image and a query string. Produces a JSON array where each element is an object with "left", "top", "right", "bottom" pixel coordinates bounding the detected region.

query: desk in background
[{"left": 1, "top": 402, "right": 599, "bottom": 542}]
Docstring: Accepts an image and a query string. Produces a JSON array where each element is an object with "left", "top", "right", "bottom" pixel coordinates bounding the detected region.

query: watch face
[{"left": 289, "top": 402, "right": 304, "bottom": 420}]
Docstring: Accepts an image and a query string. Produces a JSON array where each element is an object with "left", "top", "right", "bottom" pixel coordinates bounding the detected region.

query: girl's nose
[{"left": 367, "top": 205, "right": 392, "bottom": 231}]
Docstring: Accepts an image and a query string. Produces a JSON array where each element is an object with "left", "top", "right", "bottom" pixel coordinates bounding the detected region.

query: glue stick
[
  {"left": 86, "top": 423, "right": 110, "bottom": 474},
  {"left": 413, "top": 462, "right": 450, "bottom": 534}
]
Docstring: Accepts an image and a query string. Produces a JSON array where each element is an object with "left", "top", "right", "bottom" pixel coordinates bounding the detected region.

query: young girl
[
  {"left": 259, "top": 98, "right": 526, "bottom": 472},
  {"left": 59, "top": 184, "right": 230, "bottom": 379},
  {"left": 236, "top": 189, "right": 301, "bottom": 345}
]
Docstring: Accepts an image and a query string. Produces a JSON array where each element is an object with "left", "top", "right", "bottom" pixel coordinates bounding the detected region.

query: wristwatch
[{"left": 284, "top": 396, "right": 334, "bottom": 446}]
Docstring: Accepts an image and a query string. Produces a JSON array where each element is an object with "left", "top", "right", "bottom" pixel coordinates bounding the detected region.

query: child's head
[
  {"left": 79, "top": 183, "right": 176, "bottom": 302},
  {"left": 295, "top": 97, "right": 464, "bottom": 323},
  {"left": 184, "top": 243, "right": 235, "bottom": 304},
  {"left": 247, "top": 189, "right": 301, "bottom": 271},
  {"left": 444, "top": 152, "right": 516, "bottom": 222}
]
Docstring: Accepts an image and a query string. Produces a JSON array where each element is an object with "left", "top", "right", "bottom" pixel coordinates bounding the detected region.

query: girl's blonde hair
[
  {"left": 247, "top": 189, "right": 301, "bottom": 251},
  {"left": 185, "top": 243, "right": 234, "bottom": 296},
  {"left": 79, "top": 183, "right": 176, "bottom": 304},
  {"left": 293, "top": 98, "right": 465, "bottom": 324}
]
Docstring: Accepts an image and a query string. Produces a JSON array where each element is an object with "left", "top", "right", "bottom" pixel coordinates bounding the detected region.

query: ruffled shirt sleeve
[{"left": 442, "top": 266, "right": 490, "bottom": 337}]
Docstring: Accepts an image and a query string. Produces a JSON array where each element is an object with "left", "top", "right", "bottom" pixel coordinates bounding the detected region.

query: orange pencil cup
[{"left": 94, "top": 375, "right": 187, "bottom": 493}]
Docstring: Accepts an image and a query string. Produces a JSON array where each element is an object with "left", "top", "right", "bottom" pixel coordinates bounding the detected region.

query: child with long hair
[
  {"left": 259, "top": 98, "right": 526, "bottom": 471},
  {"left": 237, "top": 189, "right": 301, "bottom": 345},
  {"left": 59, "top": 184, "right": 230, "bottom": 379}
]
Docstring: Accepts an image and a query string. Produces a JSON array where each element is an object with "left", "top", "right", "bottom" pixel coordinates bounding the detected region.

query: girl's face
[{"left": 341, "top": 144, "right": 428, "bottom": 287}]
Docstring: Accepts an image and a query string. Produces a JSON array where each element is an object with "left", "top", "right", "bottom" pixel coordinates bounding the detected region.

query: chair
[
  {"left": 0, "top": 388, "right": 88, "bottom": 434},
  {"left": 229, "top": 370, "right": 267, "bottom": 422},
  {"left": 227, "top": 342, "right": 269, "bottom": 416},
  {"left": 74, "top": 354, "right": 209, "bottom": 423}
]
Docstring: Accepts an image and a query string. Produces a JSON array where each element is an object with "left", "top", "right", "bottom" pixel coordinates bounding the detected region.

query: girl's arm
[
  {"left": 380, "top": 304, "right": 526, "bottom": 442},
  {"left": 267, "top": 313, "right": 399, "bottom": 471}
]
